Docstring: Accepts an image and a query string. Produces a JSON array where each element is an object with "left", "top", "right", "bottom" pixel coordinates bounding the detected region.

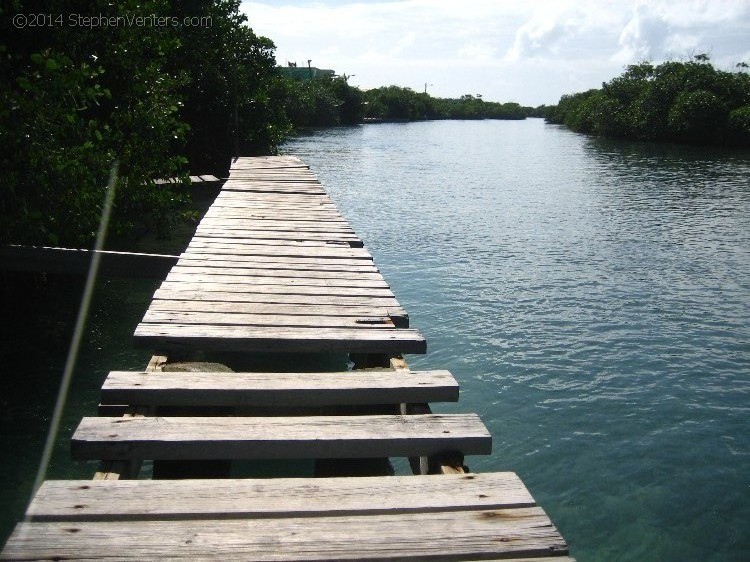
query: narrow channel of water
[
  {"left": 281, "top": 119, "right": 750, "bottom": 561},
  {"left": 1, "top": 119, "right": 747, "bottom": 561}
]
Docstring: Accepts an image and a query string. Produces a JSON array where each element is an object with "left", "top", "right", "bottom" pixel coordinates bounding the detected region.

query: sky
[{"left": 240, "top": 0, "right": 750, "bottom": 106}]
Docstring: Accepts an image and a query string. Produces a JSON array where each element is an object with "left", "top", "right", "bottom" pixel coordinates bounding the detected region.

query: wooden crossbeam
[
  {"left": 25, "top": 472, "right": 533, "bottom": 521},
  {"left": 2, "top": 508, "right": 567, "bottom": 560},
  {"left": 100, "top": 370, "right": 459, "bottom": 407},
  {"left": 71, "top": 413, "right": 491, "bottom": 461}
]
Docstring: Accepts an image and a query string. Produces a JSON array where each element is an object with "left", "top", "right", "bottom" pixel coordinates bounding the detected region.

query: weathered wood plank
[
  {"left": 133, "top": 324, "right": 426, "bottom": 354},
  {"left": 71, "top": 413, "right": 490, "bottom": 460},
  {"left": 223, "top": 178, "right": 322, "bottom": 185},
  {"left": 2, "top": 508, "right": 566, "bottom": 560},
  {"left": 151, "top": 288, "right": 402, "bottom": 308},
  {"left": 164, "top": 272, "right": 389, "bottom": 288},
  {"left": 180, "top": 245, "right": 372, "bottom": 259},
  {"left": 147, "top": 299, "right": 408, "bottom": 320},
  {"left": 221, "top": 185, "right": 326, "bottom": 194},
  {"left": 176, "top": 255, "right": 378, "bottom": 270},
  {"left": 169, "top": 265, "right": 382, "bottom": 279},
  {"left": 214, "top": 191, "right": 332, "bottom": 200},
  {"left": 230, "top": 156, "right": 306, "bottom": 166},
  {"left": 193, "top": 230, "right": 361, "bottom": 242},
  {"left": 140, "top": 310, "right": 395, "bottom": 328},
  {"left": 202, "top": 210, "right": 346, "bottom": 220},
  {"left": 158, "top": 281, "right": 394, "bottom": 297},
  {"left": 187, "top": 237, "right": 357, "bottom": 248},
  {"left": 27, "top": 472, "right": 530, "bottom": 521},
  {"left": 195, "top": 225, "right": 357, "bottom": 236},
  {"left": 100, "top": 369, "right": 458, "bottom": 407},
  {"left": 210, "top": 197, "right": 335, "bottom": 205},
  {"left": 197, "top": 219, "right": 355, "bottom": 231}
]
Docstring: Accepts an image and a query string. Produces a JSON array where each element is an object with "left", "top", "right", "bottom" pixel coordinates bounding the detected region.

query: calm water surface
[
  {"left": 281, "top": 119, "right": 750, "bottom": 561},
  {"left": 1, "top": 119, "right": 747, "bottom": 560}
]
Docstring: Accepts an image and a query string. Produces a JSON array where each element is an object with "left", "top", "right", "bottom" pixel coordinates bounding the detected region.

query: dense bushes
[
  {"left": 546, "top": 57, "right": 750, "bottom": 146},
  {"left": 280, "top": 76, "right": 364, "bottom": 127},
  {"left": 361, "top": 86, "right": 526, "bottom": 121},
  {"left": 0, "top": 0, "right": 284, "bottom": 246}
]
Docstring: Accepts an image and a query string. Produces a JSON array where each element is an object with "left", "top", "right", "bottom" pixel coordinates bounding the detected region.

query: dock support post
[
  {"left": 391, "top": 356, "right": 469, "bottom": 475},
  {"left": 314, "top": 352, "right": 395, "bottom": 477}
]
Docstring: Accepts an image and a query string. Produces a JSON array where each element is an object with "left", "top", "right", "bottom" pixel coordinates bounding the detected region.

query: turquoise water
[
  {"left": 0, "top": 276, "right": 159, "bottom": 542},
  {"left": 281, "top": 119, "right": 750, "bottom": 561},
  {"left": 1, "top": 119, "right": 747, "bottom": 560}
]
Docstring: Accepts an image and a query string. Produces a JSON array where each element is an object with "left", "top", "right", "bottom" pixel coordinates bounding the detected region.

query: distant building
[{"left": 278, "top": 62, "right": 336, "bottom": 81}]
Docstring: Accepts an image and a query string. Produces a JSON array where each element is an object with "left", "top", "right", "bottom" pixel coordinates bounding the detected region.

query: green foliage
[
  {"left": 172, "top": 1, "right": 286, "bottom": 175},
  {"left": 545, "top": 57, "right": 750, "bottom": 146},
  {"left": 435, "top": 95, "right": 526, "bottom": 120},
  {"left": 1, "top": 0, "right": 190, "bottom": 246},
  {"left": 363, "top": 86, "right": 432, "bottom": 120},
  {"left": 1, "top": 0, "right": 287, "bottom": 246},
  {"left": 361, "top": 86, "right": 525, "bottom": 121}
]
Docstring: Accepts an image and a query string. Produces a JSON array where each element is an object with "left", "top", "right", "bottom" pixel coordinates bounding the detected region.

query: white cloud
[{"left": 241, "top": 0, "right": 750, "bottom": 106}]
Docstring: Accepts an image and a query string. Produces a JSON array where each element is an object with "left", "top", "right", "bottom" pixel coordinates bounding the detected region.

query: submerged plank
[
  {"left": 100, "top": 369, "right": 458, "bottom": 407},
  {"left": 71, "top": 413, "right": 491, "bottom": 460}
]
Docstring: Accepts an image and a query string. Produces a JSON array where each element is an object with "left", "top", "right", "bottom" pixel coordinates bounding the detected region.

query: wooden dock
[{"left": 2, "top": 156, "right": 571, "bottom": 560}]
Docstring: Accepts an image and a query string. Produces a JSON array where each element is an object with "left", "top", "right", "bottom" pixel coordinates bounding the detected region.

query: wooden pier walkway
[{"left": 2, "top": 157, "right": 571, "bottom": 560}]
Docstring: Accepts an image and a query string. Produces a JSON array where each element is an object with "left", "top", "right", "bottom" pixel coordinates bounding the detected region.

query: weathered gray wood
[
  {"left": 140, "top": 310, "right": 394, "bottom": 328},
  {"left": 221, "top": 186, "right": 326, "bottom": 194},
  {"left": 229, "top": 156, "right": 306, "bottom": 167},
  {"left": 27, "top": 472, "right": 530, "bottom": 521},
  {"left": 180, "top": 244, "right": 372, "bottom": 259},
  {"left": 207, "top": 197, "right": 334, "bottom": 205},
  {"left": 100, "top": 370, "right": 458, "bottom": 407},
  {"left": 147, "top": 299, "right": 407, "bottom": 320},
  {"left": 210, "top": 197, "right": 336, "bottom": 206},
  {"left": 164, "top": 272, "right": 389, "bottom": 288},
  {"left": 176, "top": 256, "right": 378, "bottom": 271},
  {"left": 187, "top": 237, "right": 357, "bottom": 248},
  {"left": 158, "top": 281, "right": 394, "bottom": 297},
  {"left": 169, "top": 265, "right": 382, "bottom": 279},
  {"left": 223, "top": 179, "right": 322, "bottom": 186},
  {"left": 133, "top": 324, "right": 427, "bottom": 354},
  {"left": 71, "top": 413, "right": 490, "bottom": 460},
  {"left": 195, "top": 226, "right": 358, "bottom": 237},
  {"left": 193, "top": 230, "right": 362, "bottom": 242},
  {"left": 202, "top": 210, "right": 346, "bottom": 221},
  {"left": 214, "top": 191, "right": 332, "bottom": 200},
  {"left": 2, "top": 508, "right": 566, "bottom": 560},
  {"left": 152, "top": 288, "right": 402, "bottom": 308},
  {"left": 197, "top": 219, "right": 355, "bottom": 231}
]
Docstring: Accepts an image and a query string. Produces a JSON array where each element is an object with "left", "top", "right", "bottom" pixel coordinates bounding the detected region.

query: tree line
[
  {"left": 25, "top": 3, "right": 740, "bottom": 249},
  {"left": 1, "top": 0, "right": 288, "bottom": 247},
  {"left": 545, "top": 56, "right": 750, "bottom": 146},
  {"left": 2, "top": 0, "right": 534, "bottom": 248}
]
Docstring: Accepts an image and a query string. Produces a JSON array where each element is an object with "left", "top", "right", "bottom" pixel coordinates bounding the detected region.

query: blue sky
[{"left": 241, "top": 0, "right": 750, "bottom": 106}]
